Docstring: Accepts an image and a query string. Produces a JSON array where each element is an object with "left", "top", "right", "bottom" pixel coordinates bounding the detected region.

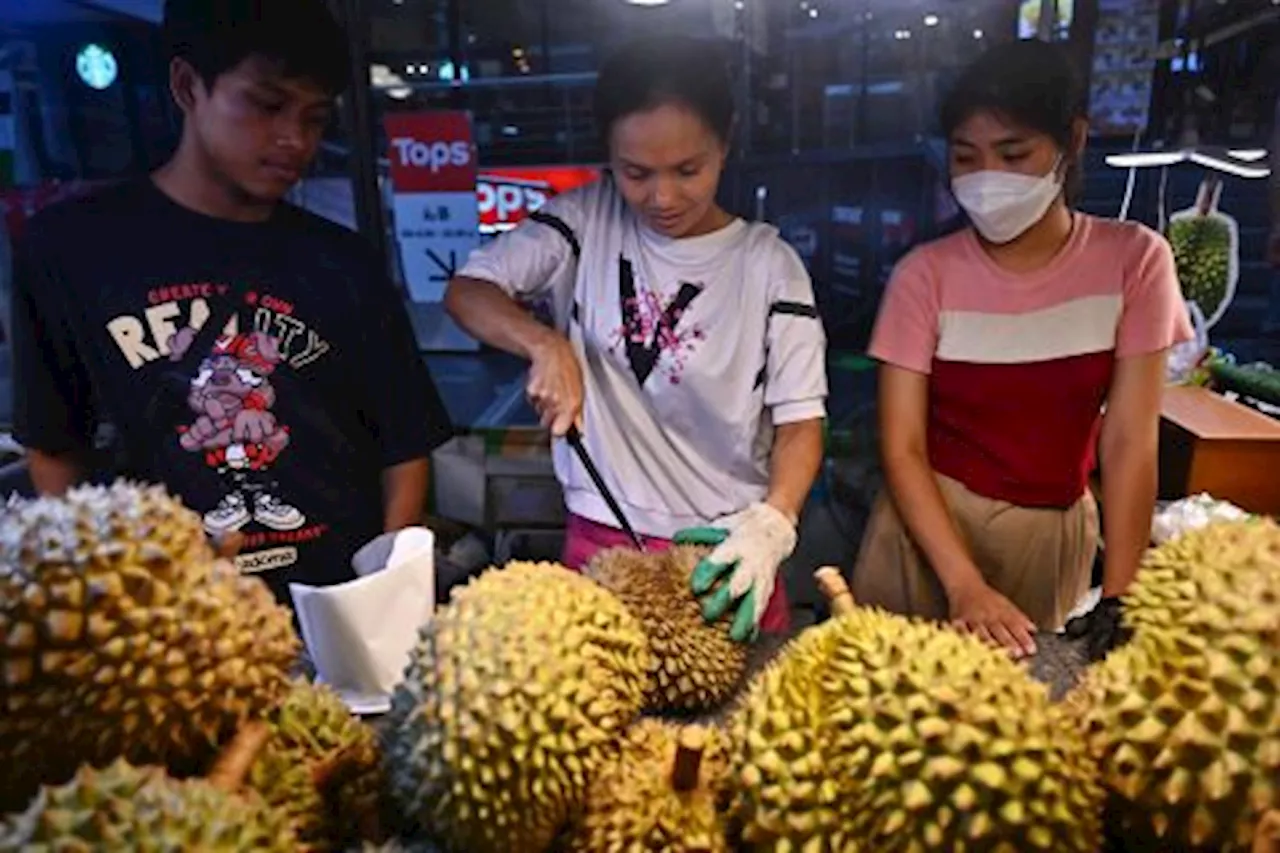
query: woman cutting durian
[{"left": 444, "top": 36, "right": 829, "bottom": 644}]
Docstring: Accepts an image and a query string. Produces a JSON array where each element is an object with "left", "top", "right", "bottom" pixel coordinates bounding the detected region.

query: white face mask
[{"left": 951, "top": 159, "right": 1064, "bottom": 244}]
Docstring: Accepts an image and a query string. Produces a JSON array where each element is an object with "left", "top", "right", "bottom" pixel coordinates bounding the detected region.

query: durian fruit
[
  {"left": 0, "top": 723, "right": 298, "bottom": 851},
  {"left": 350, "top": 841, "right": 440, "bottom": 853},
  {"left": 0, "top": 480, "right": 300, "bottom": 811},
  {"left": 1073, "top": 626, "right": 1280, "bottom": 851},
  {"left": 248, "top": 679, "right": 387, "bottom": 851},
  {"left": 566, "top": 720, "right": 730, "bottom": 853},
  {"left": 1067, "top": 520, "right": 1280, "bottom": 851},
  {"left": 727, "top": 619, "right": 854, "bottom": 850},
  {"left": 1255, "top": 811, "right": 1280, "bottom": 853},
  {"left": 1120, "top": 517, "right": 1280, "bottom": 638},
  {"left": 729, "top": 567, "right": 1103, "bottom": 852},
  {"left": 384, "top": 561, "right": 652, "bottom": 853},
  {"left": 1168, "top": 210, "right": 1234, "bottom": 320},
  {"left": 585, "top": 545, "right": 748, "bottom": 714}
]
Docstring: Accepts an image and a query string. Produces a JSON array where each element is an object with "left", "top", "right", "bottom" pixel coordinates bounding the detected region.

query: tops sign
[
  {"left": 384, "top": 111, "right": 477, "bottom": 194},
  {"left": 477, "top": 166, "right": 602, "bottom": 234}
]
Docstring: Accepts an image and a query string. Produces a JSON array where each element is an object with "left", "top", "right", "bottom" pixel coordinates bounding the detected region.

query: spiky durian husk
[
  {"left": 1121, "top": 517, "right": 1280, "bottom": 637},
  {"left": 585, "top": 545, "right": 748, "bottom": 714},
  {"left": 730, "top": 608, "right": 1103, "bottom": 852},
  {"left": 349, "top": 841, "right": 440, "bottom": 853},
  {"left": 0, "top": 480, "right": 300, "bottom": 811},
  {"left": 0, "top": 759, "right": 298, "bottom": 851},
  {"left": 1069, "top": 522, "right": 1280, "bottom": 853},
  {"left": 728, "top": 622, "right": 856, "bottom": 851},
  {"left": 247, "top": 680, "right": 386, "bottom": 851},
  {"left": 1073, "top": 627, "right": 1280, "bottom": 851},
  {"left": 384, "top": 561, "right": 652, "bottom": 853},
  {"left": 565, "top": 719, "right": 730, "bottom": 853}
]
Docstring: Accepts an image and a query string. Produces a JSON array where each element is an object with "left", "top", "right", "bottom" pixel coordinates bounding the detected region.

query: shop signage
[
  {"left": 476, "top": 166, "right": 602, "bottom": 236},
  {"left": 384, "top": 111, "right": 482, "bottom": 304}
]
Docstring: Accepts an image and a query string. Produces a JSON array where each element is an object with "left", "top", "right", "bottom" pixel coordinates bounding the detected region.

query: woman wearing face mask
[
  {"left": 852, "top": 40, "right": 1194, "bottom": 660},
  {"left": 444, "top": 36, "right": 829, "bottom": 644}
]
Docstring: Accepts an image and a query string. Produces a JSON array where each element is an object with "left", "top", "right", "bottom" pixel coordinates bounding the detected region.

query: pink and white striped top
[{"left": 869, "top": 214, "right": 1195, "bottom": 508}]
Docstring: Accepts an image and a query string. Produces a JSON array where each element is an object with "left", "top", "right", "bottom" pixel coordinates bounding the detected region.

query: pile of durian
[{"left": 4, "top": 480, "right": 1280, "bottom": 852}]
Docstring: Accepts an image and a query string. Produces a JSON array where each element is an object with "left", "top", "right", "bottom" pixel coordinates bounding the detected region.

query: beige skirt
[{"left": 851, "top": 473, "right": 1100, "bottom": 631}]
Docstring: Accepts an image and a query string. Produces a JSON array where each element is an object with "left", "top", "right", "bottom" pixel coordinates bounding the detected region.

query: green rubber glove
[{"left": 673, "top": 503, "right": 797, "bottom": 644}]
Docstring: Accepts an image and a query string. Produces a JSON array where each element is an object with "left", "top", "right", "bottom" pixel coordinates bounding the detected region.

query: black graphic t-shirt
[{"left": 11, "top": 179, "right": 453, "bottom": 605}]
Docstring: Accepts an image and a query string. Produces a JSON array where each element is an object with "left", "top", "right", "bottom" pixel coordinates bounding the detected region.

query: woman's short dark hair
[
  {"left": 163, "top": 0, "right": 350, "bottom": 96},
  {"left": 593, "top": 36, "right": 736, "bottom": 150},
  {"left": 940, "top": 39, "right": 1089, "bottom": 201}
]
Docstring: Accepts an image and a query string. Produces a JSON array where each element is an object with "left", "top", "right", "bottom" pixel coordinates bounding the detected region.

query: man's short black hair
[{"left": 162, "top": 0, "right": 350, "bottom": 96}]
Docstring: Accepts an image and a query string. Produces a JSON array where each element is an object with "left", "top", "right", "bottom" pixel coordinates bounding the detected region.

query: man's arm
[
  {"left": 359, "top": 253, "right": 453, "bottom": 532},
  {"left": 383, "top": 457, "right": 430, "bottom": 532},
  {"left": 27, "top": 450, "right": 85, "bottom": 496},
  {"left": 9, "top": 222, "right": 95, "bottom": 495}
]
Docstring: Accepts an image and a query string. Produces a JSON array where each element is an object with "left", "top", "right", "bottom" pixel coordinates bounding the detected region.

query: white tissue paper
[
  {"left": 290, "top": 527, "right": 436, "bottom": 715},
  {"left": 1151, "top": 493, "right": 1249, "bottom": 546}
]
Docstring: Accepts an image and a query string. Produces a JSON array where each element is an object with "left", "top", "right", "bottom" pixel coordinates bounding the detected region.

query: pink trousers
[{"left": 561, "top": 513, "right": 791, "bottom": 635}]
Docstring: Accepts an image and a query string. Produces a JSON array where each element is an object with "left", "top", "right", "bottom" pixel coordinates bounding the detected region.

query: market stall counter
[{"left": 1159, "top": 384, "right": 1280, "bottom": 515}]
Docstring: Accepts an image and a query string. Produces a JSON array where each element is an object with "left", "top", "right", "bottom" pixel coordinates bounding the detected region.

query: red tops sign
[
  {"left": 476, "top": 166, "right": 601, "bottom": 234},
  {"left": 384, "top": 111, "right": 478, "bottom": 194}
]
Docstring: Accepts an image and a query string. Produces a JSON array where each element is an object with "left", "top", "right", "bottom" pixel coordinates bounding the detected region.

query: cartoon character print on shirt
[
  {"left": 167, "top": 326, "right": 305, "bottom": 536},
  {"left": 612, "top": 256, "right": 707, "bottom": 386}
]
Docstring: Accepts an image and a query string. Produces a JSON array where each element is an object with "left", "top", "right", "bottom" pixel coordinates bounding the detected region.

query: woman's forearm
[
  {"left": 443, "top": 276, "right": 562, "bottom": 360},
  {"left": 882, "top": 449, "right": 984, "bottom": 597},
  {"left": 764, "top": 418, "right": 824, "bottom": 523},
  {"left": 1098, "top": 430, "right": 1158, "bottom": 597},
  {"left": 1096, "top": 350, "right": 1166, "bottom": 598}
]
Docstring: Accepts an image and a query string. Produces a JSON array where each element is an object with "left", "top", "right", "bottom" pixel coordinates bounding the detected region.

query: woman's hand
[
  {"left": 527, "top": 334, "right": 584, "bottom": 437},
  {"left": 947, "top": 578, "right": 1038, "bottom": 660}
]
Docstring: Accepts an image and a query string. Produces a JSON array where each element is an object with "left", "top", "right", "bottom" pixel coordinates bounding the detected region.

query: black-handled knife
[{"left": 565, "top": 425, "right": 647, "bottom": 552}]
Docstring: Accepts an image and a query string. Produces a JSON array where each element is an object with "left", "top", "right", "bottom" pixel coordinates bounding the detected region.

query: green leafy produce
[{"left": 1210, "top": 360, "right": 1280, "bottom": 408}]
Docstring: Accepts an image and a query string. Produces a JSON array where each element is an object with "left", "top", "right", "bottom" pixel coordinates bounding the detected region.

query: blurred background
[{"left": 0, "top": 0, "right": 1274, "bottom": 513}]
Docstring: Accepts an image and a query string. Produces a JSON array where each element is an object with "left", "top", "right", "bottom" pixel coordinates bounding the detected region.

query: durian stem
[
  {"left": 1253, "top": 811, "right": 1280, "bottom": 853},
  {"left": 814, "top": 566, "right": 856, "bottom": 616},
  {"left": 205, "top": 721, "right": 270, "bottom": 794},
  {"left": 312, "top": 743, "right": 358, "bottom": 789},
  {"left": 671, "top": 726, "right": 708, "bottom": 793}
]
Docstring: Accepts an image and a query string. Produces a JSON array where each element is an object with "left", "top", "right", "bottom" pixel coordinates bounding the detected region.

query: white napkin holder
[{"left": 290, "top": 527, "right": 436, "bottom": 715}]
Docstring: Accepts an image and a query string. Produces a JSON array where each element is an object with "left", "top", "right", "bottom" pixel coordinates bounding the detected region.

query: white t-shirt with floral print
[{"left": 457, "top": 175, "right": 828, "bottom": 538}]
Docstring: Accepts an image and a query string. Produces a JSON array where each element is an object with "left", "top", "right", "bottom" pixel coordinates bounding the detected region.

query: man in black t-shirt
[{"left": 9, "top": 0, "right": 453, "bottom": 606}]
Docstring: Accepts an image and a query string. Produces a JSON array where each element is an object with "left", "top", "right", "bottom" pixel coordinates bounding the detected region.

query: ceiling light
[
  {"left": 809, "top": 7, "right": 818, "bottom": 17},
  {"left": 625, "top": 0, "right": 671, "bottom": 5},
  {"left": 894, "top": 29, "right": 912, "bottom": 39},
  {"left": 1105, "top": 149, "right": 1271, "bottom": 179},
  {"left": 973, "top": 28, "right": 984, "bottom": 38},
  {"left": 1227, "top": 148, "right": 1267, "bottom": 162},
  {"left": 924, "top": 14, "right": 939, "bottom": 26}
]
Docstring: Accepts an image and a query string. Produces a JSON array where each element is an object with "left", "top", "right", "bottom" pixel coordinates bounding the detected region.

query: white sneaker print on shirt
[
  {"left": 204, "top": 492, "right": 250, "bottom": 535},
  {"left": 253, "top": 492, "right": 305, "bottom": 531}
]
